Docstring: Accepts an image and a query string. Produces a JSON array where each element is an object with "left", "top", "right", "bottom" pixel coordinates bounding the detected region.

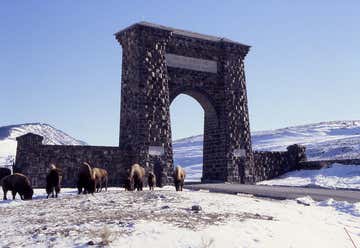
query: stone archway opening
[
  {"left": 170, "top": 93, "right": 204, "bottom": 182},
  {"left": 170, "top": 90, "right": 219, "bottom": 182}
]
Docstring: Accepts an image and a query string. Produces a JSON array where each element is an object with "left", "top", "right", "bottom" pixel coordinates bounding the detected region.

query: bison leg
[
  {"left": 77, "top": 182, "right": 82, "bottom": 194},
  {"left": 100, "top": 179, "right": 104, "bottom": 192},
  {"left": 12, "top": 190, "right": 17, "bottom": 200},
  {"left": 97, "top": 181, "right": 101, "bottom": 192},
  {"left": 55, "top": 186, "right": 60, "bottom": 198},
  {"left": 133, "top": 181, "right": 137, "bottom": 191},
  {"left": 3, "top": 188, "right": 7, "bottom": 200},
  {"left": 137, "top": 180, "right": 143, "bottom": 191}
]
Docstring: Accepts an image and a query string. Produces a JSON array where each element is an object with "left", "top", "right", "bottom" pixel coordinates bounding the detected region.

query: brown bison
[
  {"left": 0, "top": 167, "right": 11, "bottom": 185},
  {"left": 126, "top": 164, "right": 145, "bottom": 191},
  {"left": 148, "top": 171, "right": 156, "bottom": 191},
  {"left": 173, "top": 166, "right": 186, "bottom": 191},
  {"left": 77, "top": 162, "right": 96, "bottom": 194},
  {"left": 46, "top": 164, "right": 62, "bottom": 198},
  {"left": 92, "top": 167, "right": 108, "bottom": 192},
  {"left": 2, "top": 173, "right": 33, "bottom": 200}
]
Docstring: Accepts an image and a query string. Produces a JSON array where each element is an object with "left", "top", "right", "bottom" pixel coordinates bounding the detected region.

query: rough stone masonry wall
[
  {"left": 14, "top": 134, "right": 135, "bottom": 188},
  {"left": 254, "top": 144, "right": 307, "bottom": 181},
  {"left": 116, "top": 22, "right": 256, "bottom": 184},
  {"left": 117, "top": 25, "right": 174, "bottom": 185}
]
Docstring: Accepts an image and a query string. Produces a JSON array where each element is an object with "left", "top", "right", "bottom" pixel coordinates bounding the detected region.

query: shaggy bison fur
[
  {"left": 2, "top": 173, "right": 33, "bottom": 200},
  {"left": 148, "top": 171, "right": 156, "bottom": 191},
  {"left": 173, "top": 166, "right": 186, "bottom": 191},
  {"left": 92, "top": 167, "right": 108, "bottom": 192},
  {"left": 77, "top": 162, "right": 96, "bottom": 194},
  {"left": 126, "top": 164, "right": 145, "bottom": 191},
  {"left": 0, "top": 167, "right": 11, "bottom": 185},
  {"left": 46, "top": 164, "right": 62, "bottom": 198}
]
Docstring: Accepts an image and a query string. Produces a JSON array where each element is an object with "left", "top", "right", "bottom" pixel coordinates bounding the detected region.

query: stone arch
[
  {"left": 115, "top": 22, "right": 256, "bottom": 184},
  {"left": 170, "top": 88, "right": 219, "bottom": 126},
  {"left": 170, "top": 89, "right": 220, "bottom": 181}
]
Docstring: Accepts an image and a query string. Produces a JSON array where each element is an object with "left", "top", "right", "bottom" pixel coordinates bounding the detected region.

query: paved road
[{"left": 185, "top": 183, "right": 360, "bottom": 203}]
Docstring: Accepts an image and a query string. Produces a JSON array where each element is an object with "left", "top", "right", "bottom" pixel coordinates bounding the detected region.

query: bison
[
  {"left": 126, "top": 164, "right": 145, "bottom": 191},
  {"left": 148, "top": 171, "right": 156, "bottom": 191},
  {"left": 173, "top": 166, "right": 186, "bottom": 191},
  {"left": 92, "top": 167, "right": 108, "bottom": 192},
  {"left": 77, "top": 162, "right": 96, "bottom": 194},
  {"left": 2, "top": 173, "right": 33, "bottom": 200},
  {"left": 0, "top": 167, "right": 11, "bottom": 185},
  {"left": 46, "top": 164, "right": 62, "bottom": 198}
]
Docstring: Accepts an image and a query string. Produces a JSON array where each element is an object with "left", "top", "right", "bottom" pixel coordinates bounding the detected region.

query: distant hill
[
  {"left": 173, "top": 120, "right": 360, "bottom": 180},
  {"left": 0, "top": 123, "right": 87, "bottom": 168}
]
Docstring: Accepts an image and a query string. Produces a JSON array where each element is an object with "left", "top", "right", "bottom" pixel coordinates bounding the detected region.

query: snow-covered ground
[
  {"left": 258, "top": 163, "right": 360, "bottom": 190},
  {"left": 0, "top": 123, "right": 86, "bottom": 168},
  {"left": 0, "top": 187, "right": 359, "bottom": 247}
]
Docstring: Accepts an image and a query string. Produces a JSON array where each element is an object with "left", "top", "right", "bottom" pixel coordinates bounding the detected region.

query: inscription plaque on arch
[
  {"left": 149, "top": 146, "right": 165, "bottom": 156},
  {"left": 165, "top": 53, "right": 217, "bottom": 73},
  {"left": 233, "top": 148, "right": 246, "bottom": 158}
]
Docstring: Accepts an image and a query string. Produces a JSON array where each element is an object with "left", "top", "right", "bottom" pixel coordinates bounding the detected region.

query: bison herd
[{"left": 0, "top": 164, "right": 186, "bottom": 201}]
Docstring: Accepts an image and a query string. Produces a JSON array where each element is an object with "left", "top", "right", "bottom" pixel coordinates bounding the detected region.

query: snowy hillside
[
  {"left": 252, "top": 120, "right": 360, "bottom": 159},
  {"left": 174, "top": 120, "right": 360, "bottom": 180},
  {"left": 0, "top": 123, "right": 87, "bottom": 168}
]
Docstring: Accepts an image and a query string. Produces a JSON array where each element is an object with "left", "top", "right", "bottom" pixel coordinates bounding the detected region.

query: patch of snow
[
  {"left": 258, "top": 163, "right": 360, "bottom": 190},
  {"left": 295, "top": 196, "right": 315, "bottom": 206},
  {"left": 0, "top": 188, "right": 359, "bottom": 247},
  {"left": 318, "top": 198, "right": 360, "bottom": 217}
]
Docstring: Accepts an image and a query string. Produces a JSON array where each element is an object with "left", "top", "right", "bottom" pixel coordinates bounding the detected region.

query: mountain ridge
[{"left": 0, "top": 123, "right": 87, "bottom": 167}]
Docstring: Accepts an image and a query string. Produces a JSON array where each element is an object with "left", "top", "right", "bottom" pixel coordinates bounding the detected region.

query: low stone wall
[
  {"left": 14, "top": 133, "right": 311, "bottom": 187},
  {"left": 300, "top": 159, "right": 360, "bottom": 170},
  {"left": 14, "top": 133, "right": 135, "bottom": 188},
  {"left": 254, "top": 144, "right": 307, "bottom": 181}
]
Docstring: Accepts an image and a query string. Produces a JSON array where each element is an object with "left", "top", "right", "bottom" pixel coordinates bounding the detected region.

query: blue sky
[{"left": 1, "top": 1, "right": 359, "bottom": 145}]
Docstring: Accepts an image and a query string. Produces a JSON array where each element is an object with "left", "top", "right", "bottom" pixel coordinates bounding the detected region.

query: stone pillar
[
  {"left": 286, "top": 144, "right": 307, "bottom": 170},
  {"left": 14, "top": 133, "right": 45, "bottom": 186},
  {"left": 116, "top": 25, "right": 173, "bottom": 182},
  {"left": 220, "top": 43, "right": 256, "bottom": 183},
  {"left": 14, "top": 133, "right": 43, "bottom": 174}
]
